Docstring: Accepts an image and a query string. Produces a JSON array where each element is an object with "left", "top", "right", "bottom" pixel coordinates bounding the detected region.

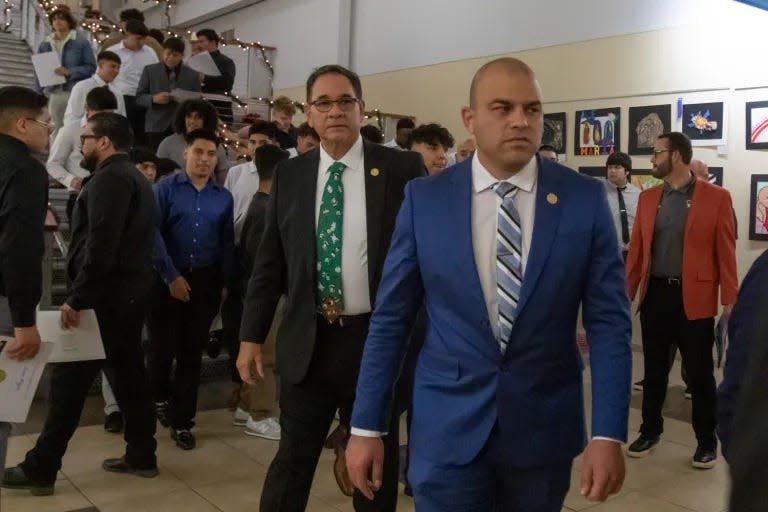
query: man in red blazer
[{"left": 626, "top": 132, "right": 737, "bottom": 469}]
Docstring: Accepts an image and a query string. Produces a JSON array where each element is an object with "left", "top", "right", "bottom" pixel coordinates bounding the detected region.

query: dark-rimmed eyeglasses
[
  {"left": 652, "top": 149, "right": 669, "bottom": 157},
  {"left": 309, "top": 97, "right": 360, "bottom": 113},
  {"left": 79, "top": 134, "right": 100, "bottom": 144}
]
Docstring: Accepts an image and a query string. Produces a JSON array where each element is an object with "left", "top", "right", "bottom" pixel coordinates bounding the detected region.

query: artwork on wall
[
  {"left": 682, "top": 101, "right": 726, "bottom": 147},
  {"left": 630, "top": 169, "right": 663, "bottom": 191},
  {"left": 574, "top": 108, "right": 620, "bottom": 156},
  {"left": 628, "top": 104, "right": 671, "bottom": 155},
  {"left": 543, "top": 112, "right": 567, "bottom": 154},
  {"left": 706, "top": 167, "right": 724, "bottom": 187},
  {"left": 749, "top": 174, "right": 768, "bottom": 241},
  {"left": 745, "top": 101, "right": 768, "bottom": 150}
]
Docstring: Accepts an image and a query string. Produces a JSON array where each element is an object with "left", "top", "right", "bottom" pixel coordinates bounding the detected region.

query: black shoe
[
  {"left": 684, "top": 387, "right": 692, "bottom": 400},
  {"left": 206, "top": 330, "right": 223, "bottom": 359},
  {"left": 0, "top": 466, "right": 55, "bottom": 496},
  {"left": 102, "top": 457, "right": 158, "bottom": 478},
  {"left": 627, "top": 435, "right": 660, "bottom": 458},
  {"left": 692, "top": 447, "right": 717, "bottom": 469},
  {"left": 171, "top": 428, "right": 196, "bottom": 450},
  {"left": 104, "top": 412, "right": 124, "bottom": 433},
  {"left": 155, "top": 401, "right": 170, "bottom": 428},
  {"left": 633, "top": 380, "right": 644, "bottom": 391}
]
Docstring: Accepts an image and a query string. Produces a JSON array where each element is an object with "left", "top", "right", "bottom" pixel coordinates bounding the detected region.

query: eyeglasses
[
  {"left": 309, "top": 97, "right": 360, "bottom": 113},
  {"left": 79, "top": 134, "right": 100, "bottom": 144},
  {"left": 652, "top": 149, "right": 670, "bottom": 157},
  {"left": 25, "top": 118, "right": 55, "bottom": 132}
]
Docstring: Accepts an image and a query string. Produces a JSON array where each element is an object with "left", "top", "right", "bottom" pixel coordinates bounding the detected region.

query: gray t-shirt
[{"left": 650, "top": 174, "right": 696, "bottom": 278}]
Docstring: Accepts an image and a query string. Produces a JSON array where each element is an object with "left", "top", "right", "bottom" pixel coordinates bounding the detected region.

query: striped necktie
[{"left": 494, "top": 181, "right": 523, "bottom": 353}]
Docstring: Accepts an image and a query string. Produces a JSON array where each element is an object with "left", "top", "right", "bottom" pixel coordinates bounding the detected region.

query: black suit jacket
[
  {"left": 136, "top": 63, "right": 201, "bottom": 133},
  {"left": 240, "top": 140, "right": 423, "bottom": 384}
]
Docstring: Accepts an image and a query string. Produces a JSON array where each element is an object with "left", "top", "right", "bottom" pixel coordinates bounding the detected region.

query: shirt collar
[
  {"left": 178, "top": 169, "right": 220, "bottom": 189},
  {"left": 472, "top": 152, "right": 537, "bottom": 194},
  {"left": 248, "top": 161, "right": 257, "bottom": 174},
  {"left": 663, "top": 172, "right": 696, "bottom": 195},
  {"left": 319, "top": 135, "right": 364, "bottom": 174},
  {"left": 92, "top": 73, "right": 107, "bottom": 86}
]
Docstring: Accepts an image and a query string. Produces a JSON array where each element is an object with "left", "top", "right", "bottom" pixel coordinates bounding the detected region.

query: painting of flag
[{"left": 746, "top": 101, "right": 768, "bottom": 150}]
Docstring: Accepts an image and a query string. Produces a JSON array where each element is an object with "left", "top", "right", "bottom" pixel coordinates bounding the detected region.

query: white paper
[
  {"left": 185, "top": 51, "right": 221, "bottom": 77},
  {"left": 32, "top": 52, "right": 66, "bottom": 88},
  {"left": 0, "top": 340, "right": 54, "bottom": 423},
  {"left": 170, "top": 88, "right": 202, "bottom": 103},
  {"left": 36, "top": 310, "right": 105, "bottom": 363}
]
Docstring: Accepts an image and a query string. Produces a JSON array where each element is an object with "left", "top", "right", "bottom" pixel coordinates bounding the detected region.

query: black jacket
[
  {"left": 67, "top": 153, "right": 156, "bottom": 310},
  {"left": 238, "top": 191, "right": 270, "bottom": 281},
  {"left": 201, "top": 50, "right": 235, "bottom": 94},
  {"left": 0, "top": 134, "right": 48, "bottom": 327}
]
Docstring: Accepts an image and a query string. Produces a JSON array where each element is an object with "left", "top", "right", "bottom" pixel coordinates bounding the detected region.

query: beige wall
[{"left": 278, "top": 24, "right": 768, "bottom": 280}]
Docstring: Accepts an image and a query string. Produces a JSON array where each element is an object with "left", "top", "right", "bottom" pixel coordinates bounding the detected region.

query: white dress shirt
[
  {"left": 603, "top": 180, "right": 640, "bottom": 252},
  {"left": 224, "top": 160, "right": 260, "bottom": 244},
  {"left": 383, "top": 138, "right": 403, "bottom": 150},
  {"left": 46, "top": 117, "right": 89, "bottom": 190},
  {"left": 111, "top": 42, "right": 159, "bottom": 96},
  {"left": 316, "top": 135, "right": 370, "bottom": 315},
  {"left": 63, "top": 74, "right": 127, "bottom": 126}
]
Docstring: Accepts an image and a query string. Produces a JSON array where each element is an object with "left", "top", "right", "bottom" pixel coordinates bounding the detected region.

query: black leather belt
[
  {"left": 317, "top": 312, "right": 371, "bottom": 328},
  {"left": 651, "top": 276, "right": 682, "bottom": 286}
]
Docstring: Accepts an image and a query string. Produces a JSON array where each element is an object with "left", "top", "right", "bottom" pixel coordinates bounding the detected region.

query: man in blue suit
[{"left": 346, "top": 58, "right": 632, "bottom": 511}]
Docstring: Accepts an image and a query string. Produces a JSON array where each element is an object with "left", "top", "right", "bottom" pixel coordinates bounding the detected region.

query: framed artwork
[
  {"left": 630, "top": 169, "right": 663, "bottom": 191},
  {"left": 682, "top": 101, "right": 726, "bottom": 146},
  {"left": 574, "top": 108, "right": 620, "bottom": 156},
  {"left": 707, "top": 167, "right": 724, "bottom": 187},
  {"left": 745, "top": 101, "right": 768, "bottom": 150},
  {"left": 749, "top": 174, "right": 768, "bottom": 241},
  {"left": 543, "top": 112, "right": 567, "bottom": 154},
  {"left": 628, "top": 105, "right": 671, "bottom": 155}
]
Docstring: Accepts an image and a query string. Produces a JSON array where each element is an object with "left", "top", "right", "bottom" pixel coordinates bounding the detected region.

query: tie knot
[
  {"left": 494, "top": 181, "right": 517, "bottom": 199},
  {"left": 328, "top": 161, "right": 346, "bottom": 176}
]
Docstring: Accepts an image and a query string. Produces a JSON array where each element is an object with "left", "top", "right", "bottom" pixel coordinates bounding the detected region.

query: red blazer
[{"left": 626, "top": 178, "right": 738, "bottom": 320}]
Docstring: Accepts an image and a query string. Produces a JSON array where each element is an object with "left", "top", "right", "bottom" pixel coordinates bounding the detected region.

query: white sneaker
[
  {"left": 233, "top": 407, "right": 250, "bottom": 427},
  {"left": 244, "top": 416, "right": 281, "bottom": 440}
]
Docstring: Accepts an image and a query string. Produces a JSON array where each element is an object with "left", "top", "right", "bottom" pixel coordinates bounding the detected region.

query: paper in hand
[
  {"left": 186, "top": 51, "right": 221, "bottom": 77},
  {"left": 32, "top": 52, "right": 66, "bottom": 88},
  {"left": 171, "top": 88, "right": 203, "bottom": 103},
  {"left": 0, "top": 338, "right": 54, "bottom": 422},
  {"left": 37, "top": 309, "right": 106, "bottom": 363}
]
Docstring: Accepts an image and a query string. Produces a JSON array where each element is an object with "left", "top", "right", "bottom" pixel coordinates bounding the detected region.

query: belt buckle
[{"left": 668, "top": 277, "right": 681, "bottom": 285}]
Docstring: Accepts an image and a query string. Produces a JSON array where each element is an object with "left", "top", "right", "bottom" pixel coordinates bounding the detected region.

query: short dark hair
[
  {"left": 88, "top": 112, "right": 133, "bottom": 151},
  {"left": 606, "top": 151, "right": 632, "bottom": 174},
  {"left": 97, "top": 50, "right": 121, "bottom": 65},
  {"left": 124, "top": 19, "right": 148, "bottom": 37},
  {"left": 185, "top": 129, "right": 219, "bottom": 147},
  {"left": 408, "top": 123, "right": 454, "bottom": 150},
  {"left": 162, "top": 36, "right": 185, "bottom": 54},
  {"left": 538, "top": 144, "right": 556, "bottom": 153},
  {"left": 196, "top": 29, "right": 219, "bottom": 44},
  {"left": 174, "top": 99, "right": 219, "bottom": 134},
  {"left": 272, "top": 96, "right": 296, "bottom": 116},
  {"left": 248, "top": 120, "right": 278, "bottom": 140},
  {"left": 156, "top": 157, "right": 179, "bottom": 179},
  {"left": 658, "top": 132, "right": 693, "bottom": 165},
  {"left": 119, "top": 8, "right": 144, "bottom": 23},
  {"left": 148, "top": 28, "right": 165, "bottom": 44},
  {"left": 360, "top": 124, "right": 383, "bottom": 144},
  {"left": 0, "top": 86, "right": 47, "bottom": 131},
  {"left": 85, "top": 86, "right": 117, "bottom": 111},
  {"left": 129, "top": 146, "right": 157, "bottom": 165},
  {"left": 49, "top": 9, "right": 77, "bottom": 30},
  {"left": 253, "top": 144, "right": 289, "bottom": 182},
  {"left": 396, "top": 118, "right": 415, "bottom": 131},
  {"left": 306, "top": 64, "right": 363, "bottom": 102},
  {"left": 296, "top": 122, "right": 318, "bottom": 140}
]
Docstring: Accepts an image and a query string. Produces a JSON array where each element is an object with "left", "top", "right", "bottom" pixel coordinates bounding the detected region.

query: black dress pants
[
  {"left": 146, "top": 266, "right": 222, "bottom": 430},
  {"left": 21, "top": 299, "right": 157, "bottom": 482},
  {"left": 639, "top": 278, "right": 717, "bottom": 450},
  {"left": 259, "top": 316, "right": 400, "bottom": 512},
  {"left": 221, "top": 274, "right": 245, "bottom": 384}
]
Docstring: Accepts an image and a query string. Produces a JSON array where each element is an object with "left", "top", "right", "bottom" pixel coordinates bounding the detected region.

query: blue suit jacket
[{"left": 351, "top": 156, "right": 632, "bottom": 467}]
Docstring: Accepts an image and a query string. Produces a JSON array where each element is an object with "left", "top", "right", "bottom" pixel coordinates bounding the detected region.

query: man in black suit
[
  {"left": 2, "top": 112, "right": 158, "bottom": 496},
  {"left": 236, "top": 64, "right": 423, "bottom": 512}
]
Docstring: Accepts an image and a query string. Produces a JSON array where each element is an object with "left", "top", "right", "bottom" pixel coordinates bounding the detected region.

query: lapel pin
[
  {"left": 370, "top": 168, "right": 380, "bottom": 177},
  {"left": 547, "top": 193, "right": 558, "bottom": 205}
]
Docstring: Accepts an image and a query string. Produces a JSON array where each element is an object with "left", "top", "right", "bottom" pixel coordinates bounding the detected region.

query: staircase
[{"left": 0, "top": 31, "right": 35, "bottom": 88}]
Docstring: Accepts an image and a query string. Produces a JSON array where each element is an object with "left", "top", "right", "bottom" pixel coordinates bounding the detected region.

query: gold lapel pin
[
  {"left": 370, "top": 168, "right": 380, "bottom": 177},
  {"left": 547, "top": 193, "right": 558, "bottom": 205}
]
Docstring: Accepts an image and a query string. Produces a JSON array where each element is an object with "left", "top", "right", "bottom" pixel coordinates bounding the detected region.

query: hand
[
  {"left": 580, "top": 439, "right": 625, "bottom": 502},
  {"left": 6, "top": 326, "right": 41, "bottom": 361},
  {"left": 70, "top": 177, "right": 83, "bottom": 191},
  {"left": 153, "top": 92, "right": 171, "bottom": 105},
  {"left": 59, "top": 303, "right": 81, "bottom": 329},
  {"left": 236, "top": 342, "right": 264, "bottom": 384},
  {"left": 346, "top": 435, "right": 385, "bottom": 500},
  {"left": 169, "top": 276, "right": 191, "bottom": 302},
  {"left": 54, "top": 67, "right": 69, "bottom": 77},
  {"left": 722, "top": 304, "right": 734, "bottom": 317}
]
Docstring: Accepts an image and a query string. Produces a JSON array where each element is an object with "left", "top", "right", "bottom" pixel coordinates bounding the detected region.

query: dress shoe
[
  {"left": 155, "top": 401, "right": 170, "bottom": 428},
  {"left": 0, "top": 466, "right": 55, "bottom": 496},
  {"left": 104, "top": 411, "right": 124, "bottom": 433},
  {"left": 171, "top": 428, "right": 196, "bottom": 450},
  {"left": 692, "top": 447, "right": 717, "bottom": 469},
  {"left": 627, "top": 435, "right": 660, "bottom": 458},
  {"left": 333, "top": 444, "right": 355, "bottom": 497},
  {"left": 102, "top": 457, "right": 158, "bottom": 478}
]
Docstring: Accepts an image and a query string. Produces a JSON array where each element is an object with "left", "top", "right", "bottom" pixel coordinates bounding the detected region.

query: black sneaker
[
  {"left": 171, "top": 428, "right": 196, "bottom": 450},
  {"left": 104, "top": 411, "right": 124, "bottom": 433},
  {"left": 633, "top": 380, "right": 644, "bottom": 391},
  {"left": 155, "top": 401, "right": 170, "bottom": 428},
  {"left": 102, "top": 457, "right": 159, "bottom": 478},
  {"left": 692, "top": 447, "right": 717, "bottom": 469},
  {"left": 0, "top": 466, "right": 55, "bottom": 496},
  {"left": 684, "top": 387, "right": 692, "bottom": 400},
  {"left": 627, "top": 435, "right": 660, "bottom": 458}
]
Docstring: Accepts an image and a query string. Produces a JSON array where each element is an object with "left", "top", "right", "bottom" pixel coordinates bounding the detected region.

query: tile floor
[{"left": 1, "top": 352, "right": 731, "bottom": 511}]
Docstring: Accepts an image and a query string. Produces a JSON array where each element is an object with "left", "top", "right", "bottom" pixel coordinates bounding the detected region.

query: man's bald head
[
  {"left": 690, "top": 158, "right": 708, "bottom": 180},
  {"left": 469, "top": 58, "right": 536, "bottom": 108}
]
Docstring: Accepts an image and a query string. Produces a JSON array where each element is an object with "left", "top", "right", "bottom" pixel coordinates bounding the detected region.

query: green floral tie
[{"left": 317, "top": 161, "right": 346, "bottom": 321}]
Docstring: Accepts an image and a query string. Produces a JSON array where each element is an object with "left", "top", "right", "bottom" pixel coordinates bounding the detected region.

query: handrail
[{"left": 19, "top": 0, "right": 50, "bottom": 52}]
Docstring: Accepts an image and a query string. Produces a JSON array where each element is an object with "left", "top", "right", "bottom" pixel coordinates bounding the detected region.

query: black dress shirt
[{"left": 201, "top": 50, "right": 236, "bottom": 94}]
